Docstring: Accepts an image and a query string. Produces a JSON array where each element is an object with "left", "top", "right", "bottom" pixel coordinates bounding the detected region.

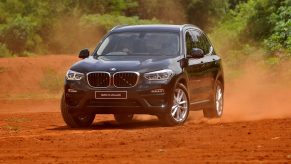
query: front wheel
[
  {"left": 203, "top": 80, "right": 224, "bottom": 118},
  {"left": 61, "top": 94, "right": 95, "bottom": 128},
  {"left": 159, "top": 83, "right": 190, "bottom": 126}
]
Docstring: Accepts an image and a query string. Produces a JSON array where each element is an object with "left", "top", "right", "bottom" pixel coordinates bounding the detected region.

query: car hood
[{"left": 70, "top": 55, "right": 181, "bottom": 73}]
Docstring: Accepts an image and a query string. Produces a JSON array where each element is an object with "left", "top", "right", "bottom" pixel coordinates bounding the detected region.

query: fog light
[
  {"left": 68, "top": 88, "right": 77, "bottom": 93},
  {"left": 151, "top": 89, "right": 165, "bottom": 93}
]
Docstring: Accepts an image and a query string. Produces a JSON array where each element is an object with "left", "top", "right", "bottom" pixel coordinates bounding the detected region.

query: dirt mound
[
  {"left": 0, "top": 55, "right": 78, "bottom": 98},
  {"left": 0, "top": 55, "right": 290, "bottom": 163},
  {"left": 0, "top": 55, "right": 291, "bottom": 122}
]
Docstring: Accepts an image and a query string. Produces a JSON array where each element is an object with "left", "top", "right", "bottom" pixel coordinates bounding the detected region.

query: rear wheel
[
  {"left": 114, "top": 114, "right": 134, "bottom": 124},
  {"left": 61, "top": 94, "right": 95, "bottom": 128},
  {"left": 203, "top": 80, "right": 224, "bottom": 118},
  {"left": 159, "top": 83, "right": 189, "bottom": 126}
]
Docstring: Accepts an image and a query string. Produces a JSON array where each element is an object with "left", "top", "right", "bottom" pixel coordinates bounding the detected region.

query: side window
[
  {"left": 185, "top": 30, "right": 199, "bottom": 55},
  {"left": 185, "top": 31, "right": 192, "bottom": 55},
  {"left": 190, "top": 30, "right": 204, "bottom": 52},
  {"left": 200, "top": 32, "right": 211, "bottom": 55},
  {"left": 188, "top": 30, "right": 211, "bottom": 55},
  {"left": 185, "top": 30, "right": 212, "bottom": 55}
]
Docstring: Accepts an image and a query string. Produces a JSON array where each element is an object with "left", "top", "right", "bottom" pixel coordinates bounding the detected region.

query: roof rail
[
  {"left": 110, "top": 24, "right": 128, "bottom": 31},
  {"left": 182, "top": 24, "right": 192, "bottom": 28},
  {"left": 182, "top": 24, "right": 199, "bottom": 29}
]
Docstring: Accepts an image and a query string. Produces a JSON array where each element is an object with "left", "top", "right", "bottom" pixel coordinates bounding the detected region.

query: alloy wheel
[
  {"left": 215, "top": 85, "right": 223, "bottom": 116},
  {"left": 171, "top": 88, "right": 188, "bottom": 122}
]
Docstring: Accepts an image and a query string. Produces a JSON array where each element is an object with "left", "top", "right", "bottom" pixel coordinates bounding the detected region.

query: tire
[
  {"left": 61, "top": 94, "right": 95, "bottom": 128},
  {"left": 114, "top": 114, "right": 134, "bottom": 124},
  {"left": 159, "top": 83, "right": 190, "bottom": 126},
  {"left": 203, "top": 80, "right": 224, "bottom": 118}
]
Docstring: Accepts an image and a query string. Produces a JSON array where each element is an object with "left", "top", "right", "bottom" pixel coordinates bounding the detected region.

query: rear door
[
  {"left": 186, "top": 29, "right": 217, "bottom": 106},
  {"left": 196, "top": 31, "right": 220, "bottom": 100}
]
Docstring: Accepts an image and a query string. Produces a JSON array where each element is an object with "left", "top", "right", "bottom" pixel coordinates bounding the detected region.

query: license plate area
[{"left": 95, "top": 91, "right": 127, "bottom": 99}]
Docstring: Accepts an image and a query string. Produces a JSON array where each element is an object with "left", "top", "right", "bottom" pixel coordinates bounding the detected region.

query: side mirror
[
  {"left": 79, "top": 48, "right": 90, "bottom": 59},
  {"left": 189, "top": 48, "right": 204, "bottom": 59}
]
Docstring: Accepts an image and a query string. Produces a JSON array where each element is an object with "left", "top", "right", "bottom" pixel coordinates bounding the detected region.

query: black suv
[{"left": 61, "top": 24, "right": 224, "bottom": 127}]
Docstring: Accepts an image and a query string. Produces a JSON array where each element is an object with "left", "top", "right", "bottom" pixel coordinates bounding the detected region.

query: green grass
[
  {"left": 0, "top": 43, "right": 13, "bottom": 58},
  {"left": 2, "top": 125, "right": 20, "bottom": 133},
  {"left": 0, "top": 92, "right": 61, "bottom": 100},
  {"left": 0, "top": 66, "right": 8, "bottom": 73},
  {"left": 39, "top": 68, "right": 64, "bottom": 93},
  {"left": 1, "top": 117, "right": 31, "bottom": 133},
  {"left": 4, "top": 117, "right": 31, "bottom": 123}
]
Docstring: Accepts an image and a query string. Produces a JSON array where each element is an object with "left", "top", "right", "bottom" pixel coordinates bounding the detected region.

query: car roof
[{"left": 111, "top": 24, "right": 200, "bottom": 33}]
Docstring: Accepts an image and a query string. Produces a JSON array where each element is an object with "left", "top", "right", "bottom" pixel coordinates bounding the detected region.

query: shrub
[
  {"left": 0, "top": 43, "right": 12, "bottom": 58},
  {"left": 243, "top": 0, "right": 290, "bottom": 55},
  {"left": 40, "top": 68, "right": 63, "bottom": 93},
  {"left": 0, "top": 15, "right": 42, "bottom": 54},
  {"left": 0, "top": 43, "right": 12, "bottom": 57},
  {"left": 264, "top": 1, "right": 291, "bottom": 54}
]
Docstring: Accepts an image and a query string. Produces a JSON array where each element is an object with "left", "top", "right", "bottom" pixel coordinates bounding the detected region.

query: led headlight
[
  {"left": 66, "top": 70, "right": 84, "bottom": 80},
  {"left": 144, "top": 69, "right": 174, "bottom": 81}
]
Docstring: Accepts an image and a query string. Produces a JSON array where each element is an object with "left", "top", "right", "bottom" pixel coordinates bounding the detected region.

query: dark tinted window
[
  {"left": 199, "top": 32, "right": 211, "bottom": 54},
  {"left": 186, "top": 30, "right": 211, "bottom": 55},
  {"left": 185, "top": 31, "right": 193, "bottom": 55},
  {"left": 185, "top": 30, "right": 200, "bottom": 55}
]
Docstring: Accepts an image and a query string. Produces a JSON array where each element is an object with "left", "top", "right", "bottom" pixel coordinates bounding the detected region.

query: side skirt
[{"left": 189, "top": 99, "right": 210, "bottom": 111}]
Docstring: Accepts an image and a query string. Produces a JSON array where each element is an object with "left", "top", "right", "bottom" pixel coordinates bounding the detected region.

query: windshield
[{"left": 96, "top": 32, "right": 179, "bottom": 56}]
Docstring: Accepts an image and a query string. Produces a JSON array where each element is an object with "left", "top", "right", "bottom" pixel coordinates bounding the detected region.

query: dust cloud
[
  {"left": 48, "top": 15, "right": 103, "bottom": 54},
  {"left": 138, "top": 0, "right": 187, "bottom": 24},
  {"left": 187, "top": 60, "right": 291, "bottom": 124},
  {"left": 222, "top": 61, "right": 291, "bottom": 122}
]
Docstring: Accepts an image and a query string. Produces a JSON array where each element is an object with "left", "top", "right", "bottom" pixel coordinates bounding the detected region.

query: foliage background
[{"left": 0, "top": 0, "right": 290, "bottom": 64}]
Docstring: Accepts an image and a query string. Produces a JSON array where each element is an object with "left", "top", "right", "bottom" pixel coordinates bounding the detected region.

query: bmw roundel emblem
[{"left": 110, "top": 68, "right": 117, "bottom": 71}]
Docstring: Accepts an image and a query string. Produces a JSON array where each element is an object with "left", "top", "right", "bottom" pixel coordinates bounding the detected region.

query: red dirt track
[
  {"left": 0, "top": 55, "right": 290, "bottom": 163},
  {"left": 0, "top": 112, "right": 290, "bottom": 163}
]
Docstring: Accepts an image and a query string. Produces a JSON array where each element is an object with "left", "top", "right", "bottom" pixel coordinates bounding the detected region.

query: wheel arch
[
  {"left": 177, "top": 78, "right": 187, "bottom": 88},
  {"left": 215, "top": 71, "right": 224, "bottom": 89}
]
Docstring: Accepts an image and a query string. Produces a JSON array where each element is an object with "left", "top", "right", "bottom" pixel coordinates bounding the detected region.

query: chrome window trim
[
  {"left": 87, "top": 71, "right": 111, "bottom": 88},
  {"left": 113, "top": 71, "right": 140, "bottom": 88}
]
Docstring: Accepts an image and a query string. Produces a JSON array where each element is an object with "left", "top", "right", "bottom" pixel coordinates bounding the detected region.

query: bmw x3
[{"left": 61, "top": 24, "right": 224, "bottom": 127}]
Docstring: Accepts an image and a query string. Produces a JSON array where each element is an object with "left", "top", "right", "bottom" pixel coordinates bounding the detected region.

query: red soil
[{"left": 0, "top": 55, "right": 290, "bottom": 163}]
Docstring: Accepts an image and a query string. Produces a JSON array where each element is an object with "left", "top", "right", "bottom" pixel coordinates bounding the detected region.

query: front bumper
[{"left": 64, "top": 78, "right": 174, "bottom": 115}]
